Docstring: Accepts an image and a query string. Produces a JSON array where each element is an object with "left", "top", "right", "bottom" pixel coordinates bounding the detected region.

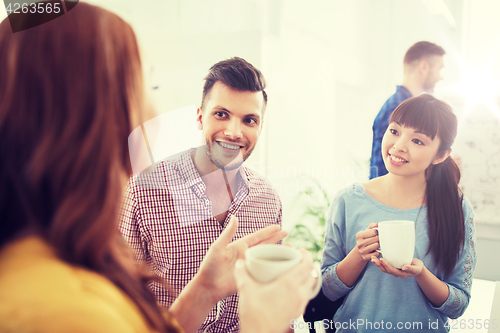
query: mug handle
[{"left": 310, "top": 263, "right": 322, "bottom": 299}]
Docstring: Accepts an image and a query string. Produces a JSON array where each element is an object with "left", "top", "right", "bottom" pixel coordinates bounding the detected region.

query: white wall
[
  {"left": 451, "top": 0, "right": 500, "bottom": 281},
  {"left": 84, "top": 0, "right": 265, "bottom": 114}
]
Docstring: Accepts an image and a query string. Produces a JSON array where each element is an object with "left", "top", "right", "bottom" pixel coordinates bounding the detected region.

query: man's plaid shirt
[{"left": 119, "top": 149, "right": 282, "bottom": 333}]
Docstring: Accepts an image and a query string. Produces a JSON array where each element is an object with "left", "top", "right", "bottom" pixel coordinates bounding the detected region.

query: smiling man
[{"left": 119, "top": 57, "right": 282, "bottom": 333}]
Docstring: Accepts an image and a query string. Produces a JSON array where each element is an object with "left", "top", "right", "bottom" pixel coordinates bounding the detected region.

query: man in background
[
  {"left": 120, "top": 57, "right": 282, "bottom": 332},
  {"left": 370, "top": 41, "right": 446, "bottom": 179}
]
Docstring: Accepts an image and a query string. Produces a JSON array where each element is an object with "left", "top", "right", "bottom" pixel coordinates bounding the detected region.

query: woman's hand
[
  {"left": 356, "top": 223, "right": 381, "bottom": 261},
  {"left": 235, "top": 249, "right": 315, "bottom": 333},
  {"left": 336, "top": 222, "right": 381, "bottom": 287},
  {"left": 370, "top": 257, "right": 424, "bottom": 278},
  {"left": 372, "top": 256, "right": 450, "bottom": 307}
]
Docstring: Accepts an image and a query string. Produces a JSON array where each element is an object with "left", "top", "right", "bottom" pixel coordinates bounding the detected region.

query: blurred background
[{"left": 2, "top": 0, "right": 499, "bottom": 283}]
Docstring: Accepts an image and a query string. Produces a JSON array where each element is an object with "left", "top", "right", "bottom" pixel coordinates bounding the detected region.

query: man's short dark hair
[
  {"left": 404, "top": 41, "right": 446, "bottom": 65},
  {"left": 201, "top": 57, "right": 267, "bottom": 111}
]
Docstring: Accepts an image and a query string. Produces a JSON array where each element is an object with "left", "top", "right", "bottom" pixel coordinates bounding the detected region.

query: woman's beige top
[{"left": 0, "top": 236, "right": 183, "bottom": 333}]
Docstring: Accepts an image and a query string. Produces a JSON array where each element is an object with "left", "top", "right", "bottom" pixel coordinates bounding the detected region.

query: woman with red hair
[{"left": 0, "top": 3, "right": 314, "bottom": 332}]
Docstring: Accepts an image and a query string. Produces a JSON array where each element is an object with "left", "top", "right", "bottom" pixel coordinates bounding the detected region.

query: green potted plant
[{"left": 285, "top": 180, "right": 332, "bottom": 263}]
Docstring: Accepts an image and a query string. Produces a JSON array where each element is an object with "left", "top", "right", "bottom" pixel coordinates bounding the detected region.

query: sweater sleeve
[
  {"left": 321, "top": 190, "right": 355, "bottom": 301},
  {"left": 430, "top": 198, "right": 477, "bottom": 318}
]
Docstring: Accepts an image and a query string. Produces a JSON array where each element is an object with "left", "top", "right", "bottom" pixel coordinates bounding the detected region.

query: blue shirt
[
  {"left": 321, "top": 183, "right": 477, "bottom": 333},
  {"left": 370, "top": 86, "right": 412, "bottom": 179}
]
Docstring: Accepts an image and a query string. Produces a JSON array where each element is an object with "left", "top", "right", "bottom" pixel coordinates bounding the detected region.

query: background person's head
[
  {"left": 0, "top": 3, "right": 176, "bottom": 331},
  {"left": 403, "top": 41, "right": 446, "bottom": 93},
  {"left": 197, "top": 57, "right": 267, "bottom": 170}
]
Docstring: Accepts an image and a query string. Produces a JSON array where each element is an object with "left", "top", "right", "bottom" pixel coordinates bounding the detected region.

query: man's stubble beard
[{"left": 203, "top": 140, "right": 255, "bottom": 171}]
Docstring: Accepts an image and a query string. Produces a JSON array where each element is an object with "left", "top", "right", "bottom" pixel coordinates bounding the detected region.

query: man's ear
[
  {"left": 196, "top": 108, "right": 203, "bottom": 130},
  {"left": 432, "top": 149, "right": 451, "bottom": 165},
  {"left": 419, "top": 59, "right": 429, "bottom": 74}
]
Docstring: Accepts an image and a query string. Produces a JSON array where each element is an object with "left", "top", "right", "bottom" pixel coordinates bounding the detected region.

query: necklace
[{"left": 211, "top": 161, "right": 234, "bottom": 202}]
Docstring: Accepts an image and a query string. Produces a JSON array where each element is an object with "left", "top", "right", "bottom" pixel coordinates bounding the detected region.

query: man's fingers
[
  {"left": 254, "top": 230, "right": 288, "bottom": 246},
  {"left": 239, "top": 224, "right": 282, "bottom": 247},
  {"left": 227, "top": 227, "right": 285, "bottom": 261},
  {"left": 229, "top": 228, "right": 287, "bottom": 262},
  {"left": 213, "top": 216, "right": 239, "bottom": 249}
]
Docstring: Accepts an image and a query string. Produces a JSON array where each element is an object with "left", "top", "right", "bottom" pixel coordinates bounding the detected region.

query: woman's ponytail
[{"left": 425, "top": 155, "right": 464, "bottom": 278}]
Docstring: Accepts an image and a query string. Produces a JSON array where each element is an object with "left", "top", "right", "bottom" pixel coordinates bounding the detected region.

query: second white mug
[{"left": 374, "top": 220, "right": 415, "bottom": 269}]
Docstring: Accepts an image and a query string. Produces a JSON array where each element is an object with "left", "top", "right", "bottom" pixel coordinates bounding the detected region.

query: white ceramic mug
[
  {"left": 245, "top": 244, "right": 322, "bottom": 299},
  {"left": 374, "top": 220, "right": 415, "bottom": 269}
]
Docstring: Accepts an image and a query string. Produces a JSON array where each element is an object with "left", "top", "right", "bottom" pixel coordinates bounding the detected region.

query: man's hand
[
  {"left": 197, "top": 216, "right": 288, "bottom": 303},
  {"left": 170, "top": 216, "right": 287, "bottom": 333}
]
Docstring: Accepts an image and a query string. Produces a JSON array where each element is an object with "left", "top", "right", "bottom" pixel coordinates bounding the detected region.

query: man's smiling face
[{"left": 198, "top": 81, "right": 264, "bottom": 171}]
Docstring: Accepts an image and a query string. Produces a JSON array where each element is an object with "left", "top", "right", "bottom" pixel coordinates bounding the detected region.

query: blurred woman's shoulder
[{"left": 0, "top": 236, "right": 162, "bottom": 333}]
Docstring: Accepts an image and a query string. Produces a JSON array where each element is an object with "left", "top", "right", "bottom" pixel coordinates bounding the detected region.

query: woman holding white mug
[{"left": 321, "top": 94, "right": 476, "bottom": 332}]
